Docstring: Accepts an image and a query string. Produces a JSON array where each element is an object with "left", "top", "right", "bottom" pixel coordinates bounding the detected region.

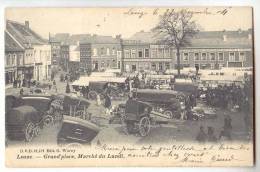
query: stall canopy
[{"left": 71, "top": 76, "right": 126, "bottom": 87}]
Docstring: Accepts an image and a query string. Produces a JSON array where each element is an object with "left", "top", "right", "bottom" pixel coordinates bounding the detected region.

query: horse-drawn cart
[{"left": 123, "top": 99, "right": 170, "bottom": 137}]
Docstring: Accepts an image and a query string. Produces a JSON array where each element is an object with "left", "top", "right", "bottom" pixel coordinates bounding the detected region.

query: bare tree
[{"left": 152, "top": 9, "right": 199, "bottom": 77}]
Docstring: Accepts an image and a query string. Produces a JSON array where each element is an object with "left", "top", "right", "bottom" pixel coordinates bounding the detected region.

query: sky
[{"left": 5, "top": 7, "right": 253, "bottom": 39}]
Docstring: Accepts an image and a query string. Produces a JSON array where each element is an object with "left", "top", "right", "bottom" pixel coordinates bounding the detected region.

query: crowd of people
[{"left": 201, "top": 83, "right": 251, "bottom": 113}]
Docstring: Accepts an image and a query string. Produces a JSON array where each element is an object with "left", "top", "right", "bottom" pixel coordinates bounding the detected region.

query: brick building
[{"left": 80, "top": 35, "right": 122, "bottom": 72}]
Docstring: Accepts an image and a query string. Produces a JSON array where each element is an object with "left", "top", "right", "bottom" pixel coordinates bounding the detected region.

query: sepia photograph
[{"left": 4, "top": 7, "right": 254, "bottom": 167}]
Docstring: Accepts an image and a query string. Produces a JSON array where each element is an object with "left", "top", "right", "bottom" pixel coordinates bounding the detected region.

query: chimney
[
  {"left": 116, "top": 34, "right": 121, "bottom": 40},
  {"left": 238, "top": 28, "right": 242, "bottom": 34},
  {"left": 25, "top": 21, "right": 29, "bottom": 29},
  {"left": 222, "top": 29, "right": 227, "bottom": 41},
  {"left": 223, "top": 35, "right": 227, "bottom": 41}
]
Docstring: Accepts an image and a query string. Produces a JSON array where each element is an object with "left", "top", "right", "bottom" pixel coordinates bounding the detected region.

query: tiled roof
[
  {"left": 5, "top": 31, "right": 24, "bottom": 52},
  {"left": 6, "top": 20, "right": 47, "bottom": 47},
  {"left": 51, "top": 33, "right": 120, "bottom": 45},
  {"left": 129, "top": 30, "right": 253, "bottom": 48}
]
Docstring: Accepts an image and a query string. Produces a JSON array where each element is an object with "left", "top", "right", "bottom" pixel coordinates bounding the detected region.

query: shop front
[{"left": 5, "top": 69, "right": 16, "bottom": 85}]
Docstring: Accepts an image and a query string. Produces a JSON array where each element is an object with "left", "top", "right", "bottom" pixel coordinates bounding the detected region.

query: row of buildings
[
  {"left": 50, "top": 29, "right": 253, "bottom": 74},
  {"left": 5, "top": 20, "right": 253, "bottom": 85}
]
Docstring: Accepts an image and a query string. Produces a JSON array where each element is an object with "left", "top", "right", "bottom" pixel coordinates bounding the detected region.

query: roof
[
  {"left": 6, "top": 20, "right": 47, "bottom": 47},
  {"left": 129, "top": 30, "right": 253, "bottom": 49},
  {"left": 63, "top": 115, "right": 100, "bottom": 132},
  {"left": 5, "top": 30, "right": 24, "bottom": 52},
  {"left": 51, "top": 33, "right": 120, "bottom": 45}
]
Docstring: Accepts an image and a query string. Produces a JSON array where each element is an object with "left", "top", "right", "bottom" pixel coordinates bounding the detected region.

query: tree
[{"left": 152, "top": 9, "right": 199, "bottom": 77}]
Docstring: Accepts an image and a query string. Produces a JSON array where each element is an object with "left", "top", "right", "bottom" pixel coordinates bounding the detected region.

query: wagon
[
  {"left": 62, "top": 96, "right": 91, "bottom": 120},
  {"left": 124, "top": 99, "right": 152, "bottom": 137},
  {"left": 71, "top": 76, "right": 127, "bottom": 100},
  {"left": 57, "top": 115, "right": 100, "bottom": 146},
  {"left": 132, "top": 89, "right": 183, "bottom": 119},
  {"left": 6, "top": 105, "right": 41, "bottom": 142}
]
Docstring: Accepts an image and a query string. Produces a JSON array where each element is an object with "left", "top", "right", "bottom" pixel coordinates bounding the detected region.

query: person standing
[
  {"left": 104, "top": 94, "right": 111, "bottom": 115},
  {"left": 196, "top": 126, "right": 207, "bottom": 143},
  {"left": 53, "top": 80, "right": 57, "bottom": 93},
  {"left": 65, "top": 82, "right": 70, "bottom": 93},
  {"left": 219, "top": 115, "right": 232, "bottom": 140},
  {"left": 207, "top": 126, "right": 217, "bottom": 142}
]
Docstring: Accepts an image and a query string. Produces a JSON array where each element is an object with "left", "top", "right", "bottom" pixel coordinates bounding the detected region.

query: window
[
  {"left": 158, "top": 48, "right": 164, "bottom": 57},
  {"left": 118, "top": 61, "right": 121, "bottom": 69},
  {"left": 124, "top": 50, "right": 130, "bottom": 58},
  {"left": 151, "top": 48, "right": 157, "bottom": 58},
  {"left": 106, "top": 48, "right": 110, "bottom": 55},
  {"left": 131, "top": 49, "right": 136, "bottom": 58},
  {"left": 201, "top": 53, "right": 207, "bottom": 60},
  {"left": 145, "top": 49, "right": 149, "bottom": 58},
  {"left": 165, "top": 62, "right": 170, "bottom": 69},
  {"left": 229, "top": 52, "right": 235, "bottom": 61},
  {"left": 138, "top": 49, "right": 143, "bottom": 58},
  {"left": 210, "top": 53, "right": 216, "bottom": 61},
  {"left": 164, "top": 48, "right": 170, "bottom": 57},
  {"left": 117, "top": 51, "right": 122, "bottom": 58},
  {"left": 218, "top": 52, "right": 224, "bottom": 61},
  {"left": 12, "top": 54, "right": 16, "bottom": 66},
  {"left": 183, "top": 53, "right": 189, "bottom": 61},
  {"left": 210, "top": 63, "right": 214, "bottom": 69},
  {"left": 151, "top": 63, "right": 156, "bottom": 70},
  {"left": 93, "top": 48, "right": 97, "bottom": 56},
  {"left": 159, "top": 62, "right": 163, "bottom": 70},
  {"left": 239, "top": 52, "right": 245, "bottom": 61},
  {"left": 7, "top": 54, "right": 11, "bottom": 66},
  {"left": 112, "top": 48, "right": 116, "bottom": 55},
  {"left": 194, "top": 53, "right": 200, "bottom": 60},
  {"left": 101, "top": 47, "right": 105, "bottom": 55}
]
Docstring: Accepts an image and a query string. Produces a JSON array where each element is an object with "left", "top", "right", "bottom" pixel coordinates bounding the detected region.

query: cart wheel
[
  {"left": 33, "top": 125, "right": 41, "bottom": 136},
  {"left": 43, "top": 115, "right": 54, "bottom": 127},
  {"left": 164, "top": 110, "right": 173, "bottom": 119},
  {"left": 139, "top": 116, "right": 150, "bottom": 137},
  {"left": 24, "top": 121, "right": 35, "bottom": 142},
  {"left": 126, "top": 121, "right": 135, "bottom": 134},
  {"left": 88, "top": 91, "right": 97, "bottom": 100}
]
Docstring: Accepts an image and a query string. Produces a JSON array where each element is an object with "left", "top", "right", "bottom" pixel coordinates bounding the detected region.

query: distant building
[
  {"left": 124, "top": 29, "right": 253, "bottom": 72},
  {"left": 79, "top": 35, "right": 122, "bottom": 72},
  {"left": 79, "top": 43, "right": 92, "bottom": 73},
  {"left": 60, "top": 44, "right": 70, "bottom": 71},
  {"left": 6, "top": 20, "right": 52, "bottom": 81},
  {"left": 5, "top": 31, "right": 24, "bottom": 84},
  {"left": 68, "top": 45, "right": 80, "bottom": 73}
]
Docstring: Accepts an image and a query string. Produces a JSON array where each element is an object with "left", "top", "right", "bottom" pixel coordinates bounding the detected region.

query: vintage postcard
[{"left": 5, "top": 7, "right": 254, "bottom": 167}]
